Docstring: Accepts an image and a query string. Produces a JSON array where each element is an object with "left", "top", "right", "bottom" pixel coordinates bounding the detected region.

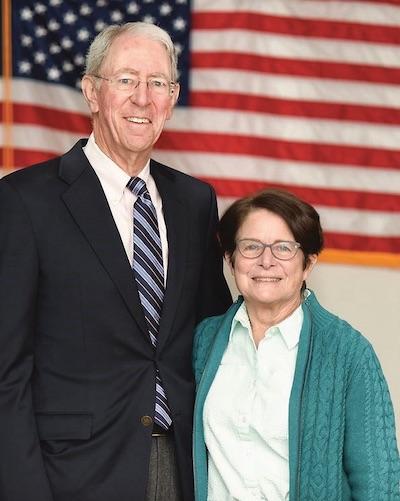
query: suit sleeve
[
  {"left": 0, "top": 180, "right": 54, "bottom": 500},
  {"left": 343, "top": 342, "right": 400, "bottom": 500},
  {"left": 195, "top": 184, "right": 232, "bottom": 323}
]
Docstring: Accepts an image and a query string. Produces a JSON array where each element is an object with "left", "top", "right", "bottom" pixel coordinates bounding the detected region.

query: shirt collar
[
  {"left": 83, "top": 133, "right": 150, "bottom": 204},
  {"left": 231, "top": 300, "right": 303, "bottom": 350}
]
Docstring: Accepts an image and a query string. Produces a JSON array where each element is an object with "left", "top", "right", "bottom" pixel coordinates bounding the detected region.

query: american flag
[{"left": 1, "top": 0, "right": 400, "bottom": 268}]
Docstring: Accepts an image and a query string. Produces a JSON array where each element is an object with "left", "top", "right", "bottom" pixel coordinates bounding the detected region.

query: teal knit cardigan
[{"left": 192, "top": 291, "right": 400, "bottom": 501}]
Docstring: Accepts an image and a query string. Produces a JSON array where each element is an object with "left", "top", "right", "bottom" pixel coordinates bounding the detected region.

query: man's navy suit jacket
[{"left": 0, "top": 139, "right": 232, "bottom": 501}]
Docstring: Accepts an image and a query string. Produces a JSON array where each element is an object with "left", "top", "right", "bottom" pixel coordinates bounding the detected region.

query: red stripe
[
  {"left": 157, "top": 131, "right": 400, "bottom": 170},
  {"left": 199, "top": 177, "right": 400, "bottom": 212},
  {"left": 0, "top": 148, "right": 58, "bottom": 168},
  {"left": 354, "top": 0, "right": 400, "bottom": 5},
  {"left": 9, "top": 103, "right": 91, "bottom": 134},
  {"left": 324, "top": 232, "right": 399, "bottom": 253},
  {"left": 193, "top": 12, "right": 400, "bottom": 44},
  {"left": 192, "top": 52, "right": 400, "bottom": 85},
  {"left": 190, "top": 91, "right": 400, "bottom": 125}
]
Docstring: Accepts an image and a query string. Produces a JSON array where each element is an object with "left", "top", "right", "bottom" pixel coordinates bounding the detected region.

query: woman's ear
[
  {"left": 303, "top": 254, "right": 318, "bottom": 281},
  {"left": 224, "top": 252, "right": 234, "bottom": 275}
]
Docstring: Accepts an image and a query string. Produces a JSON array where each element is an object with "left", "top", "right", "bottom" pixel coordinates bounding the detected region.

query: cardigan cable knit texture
[{"left": 192, "top": 291, "right": 400, "bottom": 501}]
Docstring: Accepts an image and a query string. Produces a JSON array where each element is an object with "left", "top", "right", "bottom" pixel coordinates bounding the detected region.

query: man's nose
[{"left": 130, "top": 81, "right": 151, "bottom": 105}]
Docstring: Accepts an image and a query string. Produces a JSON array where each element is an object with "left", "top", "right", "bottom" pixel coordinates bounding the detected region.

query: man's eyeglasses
[
  {"left": 236, "top": 239, "right": 301, "bottom": 260},
  {"left": 92, "top": 74, "right": 176, "bottom": 96}
]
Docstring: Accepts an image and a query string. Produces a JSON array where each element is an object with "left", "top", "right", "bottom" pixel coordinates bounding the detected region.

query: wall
[{"left": 224, "top": 261, "right": 400, "bottom": 444}]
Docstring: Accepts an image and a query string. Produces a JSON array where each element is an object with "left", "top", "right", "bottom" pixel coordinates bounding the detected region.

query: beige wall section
[{"left": 224, "top": 262, "right": 400, "bottom": 444}]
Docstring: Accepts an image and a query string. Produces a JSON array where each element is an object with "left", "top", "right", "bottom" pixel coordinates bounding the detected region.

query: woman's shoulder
[
  {"left": 193, "top": 310, "right": 230, "bottom": 357},
  {"left": 303, "top": 290, "right": 375, "bottom": 371},
  {"left": 193, "top": 298, "right": 243, "bottom": 380}
]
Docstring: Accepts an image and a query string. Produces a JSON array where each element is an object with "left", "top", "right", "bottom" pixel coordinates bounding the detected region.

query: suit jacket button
[{"left": 141, "top": 415, "right": 153, "bottom": 427}]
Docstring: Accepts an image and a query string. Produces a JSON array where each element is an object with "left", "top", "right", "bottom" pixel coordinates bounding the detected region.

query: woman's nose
[{"left": 259, "top": 245, "right": 275, "bottom": 266}]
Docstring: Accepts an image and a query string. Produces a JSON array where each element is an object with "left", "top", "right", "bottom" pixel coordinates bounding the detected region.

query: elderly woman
[{"left": 192, "top": 189, "right": 400, "bottom": 501}]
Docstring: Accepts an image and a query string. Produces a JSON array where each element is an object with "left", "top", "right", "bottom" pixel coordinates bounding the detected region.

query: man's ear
[
  {"left": 81, "top": 75, "right": 100, "bottom": 113},
  {"left": 166, "top": 82, "right": 180, "bottom": 120}
]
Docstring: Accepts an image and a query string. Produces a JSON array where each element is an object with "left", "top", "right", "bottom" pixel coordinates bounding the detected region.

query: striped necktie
[{"left": 127, "top": 177, "right": 172, "bottom": 430}]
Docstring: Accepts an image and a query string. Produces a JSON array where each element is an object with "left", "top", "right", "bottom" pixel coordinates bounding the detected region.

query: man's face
[{"left": 83, "top": 33, "right": 179, "bottom": 169}]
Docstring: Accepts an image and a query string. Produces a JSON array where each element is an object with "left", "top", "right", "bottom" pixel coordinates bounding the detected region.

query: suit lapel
[
  {"left": 151, "top": 161, "right": 188, "bottom": 352},
  {"left": 59, "top": 141, "right": 148, "bottom": 336}
]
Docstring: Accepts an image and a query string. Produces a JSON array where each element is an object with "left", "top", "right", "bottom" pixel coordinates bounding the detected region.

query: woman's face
[{"left": 230, "top": 208, "right": 317, "bottom": 317}]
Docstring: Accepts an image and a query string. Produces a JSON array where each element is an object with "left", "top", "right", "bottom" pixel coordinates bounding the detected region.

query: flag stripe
[
  {"left": 191, "top": 52, "right": 400, "bottom": 86},
  {"left": 194, "top": 0, "right": 400, "bottom": 25},
  {"left": 157, "top": 131, "right": 400, "bottom": 170},
  {"left": 192, "top": 30, "right": 400, "bottom": 67},
  {"left": 190, "top": 92, "right": 400, "bottom": 125},
  {"left": 191, "top": 69, "right": 400, "bottom": 108},
  {"left": 154, "top": 151, "right": 400, "bottom": 195},
  {"left": 193, "top": 11, "right": 400, "bottom": 44}
]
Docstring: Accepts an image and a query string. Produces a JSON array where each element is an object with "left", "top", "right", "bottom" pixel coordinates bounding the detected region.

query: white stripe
[
  {"left": 317, "top": 206, "right": 400, "bottom": 236},
  {"left": 153, "top": 151, "right": 400, "bottom": 195},
  {"left": 4, "top": 78, "right": 88, "bottom": 113},
  {"left": 194, "top": 0, "right": 400, "bottom": 26},
  {"left": 3, "top": 125, "right": 82, "bottom": 156},
  {"left": 193, "top": 30, "right": 400, "bottom": 67},
  {"left": 166, "top": 108, "right": 400, "bottom": 150},
  {"left": 218, "top": 197, "right": 400, "bottom": 236},
  {"left": 191, "top": 68, "right": 400, "bottom": 108}
]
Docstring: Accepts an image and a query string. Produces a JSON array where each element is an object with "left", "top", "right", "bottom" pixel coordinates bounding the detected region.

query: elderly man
[{"left": 0, "top": 22, "right": 231, "bottom": 501}]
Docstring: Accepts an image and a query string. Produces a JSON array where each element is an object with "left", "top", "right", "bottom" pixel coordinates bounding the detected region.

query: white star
[
  {"left": 34, "top": 51, "right": 46, "bottom": 64},
  {"left": 19, "top": 61, "right": 32, "bottom": 74},
  {"left": 34, "top": 3, "right": 47, "bottom": 14},
  {"left": 160, "top": 3, "right": 172, "bottom": 16},
  {"left": 35, "top": 26, "right": 47, "bottom": 37},
  {"left": 75, "top": 79, "right": 82, "bottom": 89},
  {"left": 61, "top": 37, "right": 74, "bottom": 49},
  {"left": 95, "top": 20, "right": 106, "bottom": 32},
  {"left": 64, "top": 11, "right": 77, "bottom": 25},
  {"left": 48, "top": 19, "right": 60, "bottom": 31},
  {"left": 20, "top": 7, "right": 33, "bottom": 21},
  {"left": 49, "top": 44, "right": 61, "bottom": 54},
  {"left": 176, "top": 0, "right": 187, "bottom": 3},
  {"left": 77, "top": 28, "right": 90, "bottom": 41},
  {"left": 63, "top": 61, "right": 74, "bottom": 72},
  {"left": 127, "top": 2, "right": 139, "bottom": 14},
  {"left": 80, "top": 4, "right": 92, "bottom": 15},
  {"left": 21, "top": 35, "right": 33, "bottom": 47},
  {"left": 47, "top": 66, "right": 61, "bottom": 81},
  {"left": 74, "top": 54, "right": 85, "bottom": 66},
  {"left": 143, "top": 0, "right": 154, "bottom": 3},
  {"left": 142, "top": 15, "right": 155, "bottom": 24},
  {"left": 49, "top": 0, "right": 62, "bottom": 6},
  {"left": 174, "top": 43, "right": 183, "bottom": 56},
  {"left": 173, "top": 17, "right": 186, "bottom": 31},
  {"left": 110, "top": 10, "right": 123, "bottom": 23},
  {"left": 97, "top": 0, "right": 106, "bottom": 6}
]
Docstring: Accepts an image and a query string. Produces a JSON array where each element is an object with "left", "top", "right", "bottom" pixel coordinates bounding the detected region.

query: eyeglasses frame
[
  {"left": 236, "top": 239, "right": 301, "bottom": 261},
  {"left": 91, "top": 74, "right": 177, "bottom": 96}
]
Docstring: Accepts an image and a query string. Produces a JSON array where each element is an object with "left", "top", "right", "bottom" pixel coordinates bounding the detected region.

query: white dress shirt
[
  {"left": 83, "top": 134, "right": 168, "bottom": 282},
  {"left": 203, "top": 301, "right": 303, "bottom": 501}
]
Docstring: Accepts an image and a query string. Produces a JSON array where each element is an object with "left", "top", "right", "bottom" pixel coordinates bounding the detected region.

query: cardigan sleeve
[{"left": 343, "top": 342, "right": 400, "bottom": 500}]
